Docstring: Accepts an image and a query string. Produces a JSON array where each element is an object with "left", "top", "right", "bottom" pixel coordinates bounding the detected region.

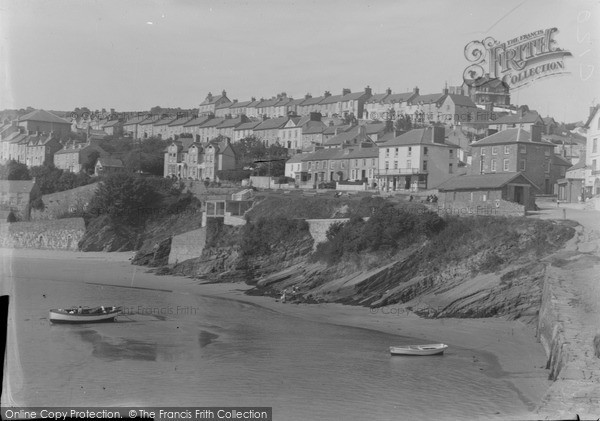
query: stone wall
[
  {"left": 433, "top": 199, "right": 525, "bottom": 217},
  {"left": 536, "top": 227, "right": 600, "bottom": 418},
  {"left": 30, "top": 183, "right": 98, "bottom": 221},
  {"left": 0, "top": 217, "right": 85, "bottom": 250},
  {"left": 168, "top": 227, "right": 206, "bottom": 264}
]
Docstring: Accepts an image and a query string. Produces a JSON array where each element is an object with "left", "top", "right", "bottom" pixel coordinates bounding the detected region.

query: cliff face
[{"left": 162, "top": 216, "right": 574, "bottom": 326}]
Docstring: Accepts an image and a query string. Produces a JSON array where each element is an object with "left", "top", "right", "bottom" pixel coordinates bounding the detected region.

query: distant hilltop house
[{"left": 0, "top": 179, "right": 40, "bottom": 221}]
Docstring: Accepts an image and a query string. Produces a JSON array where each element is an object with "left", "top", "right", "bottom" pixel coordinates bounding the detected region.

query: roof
[
  {"left": 366, "top": 92, "right": 390, "bottom": 104},
  {"left": 300, "top": 148, "right": 344, "bottom": 161},
  {"left": 123, "top": 115, "right": 148, "bottom": 126},
  {"left": 200, "top": 93, "right": 230, "bottom": 106},
  {"left": 411, "top": 93, "right": 445, "bottom": 105},
  {"left": 169, "top": 116, "right": 194, "bottom": 127},
  {"left": 443, "top": 94, "right": 477, "bottom": 108},
  {"left": 153, "top": 116, "right": 177, "bottom": 126},
  {"left": 256, "top": 97, "right": 280, "bottom": 108},
  {"left": 254, "top": 116, "right": 289, "bottom": 131},
  {"left": 199, "top": 117, "right": 226, "bottom": 128},
  {"left": 286, "top": 154, "right": 304, "bottom": 164},
  {"left": 323, "top": 124, "right": 352, "bottom": 135},
  {"left": 342, "top": 91, "right": 370, "bottom": 101},
  {"left": 378, "top": 127, "right": 455, "bottom": 147},
  {"left": 18, "top": 109, "right": 71, "bottom": 125},
  {"left": 490, "top": 111, "right": 543, "bottom": 125},
  {"left": 471, "top": 128, "right": 553, "bottom": 146},
  {"left": 437, "top": 172, "right": 536, "bottom": 191},
  {"left": 320, "top": 94, "right": 344, "bottom": 105},
  {"left": 97, "top": 157, "right": 123, "bottom": 168},
  {"left": 542, "top": 117, "right": 557, "bottom": 125},
  {"left": 344, "top": 147, "right": 379, "bottom": 159},
  {"left": 302, "top": 121, "right": 327, "bottom": 134},
  {"left": 567, "top": 160, "right": 587, "bottom": 171},
  {"left": 0, "top": 180, "right": 35, "bottom": 194},
  {"left": 299, "top": 96, "right": 325, "bottom": 106},
  {"left": 583, "top": 104, "right": 600, "bottom": 129},
  {"left": 139, "top": 116, "right": 160, "bottom": 126},
  {"left": 230, "top": 100, "right": 252, "bottom": 109},
  {"left": 552, "top": 154, "right": 572, "bottom": 167},
  {"left": 365, "top": 122, "right": 387, "bottom": 135},
  {"left": 102, "top": 119, "right": 122, "bottom": 128},
  {"left": 234, "top": 121, "right": 261, "bottom": 131},
  {"left": 183, "top": 115, "right": 212, "bottom": 127},
  {"left": 383, "top": 92, "right": 416, "bottom": 104},
  {"left": 217, "top": 117, "right": 246, "bottom": 129}
]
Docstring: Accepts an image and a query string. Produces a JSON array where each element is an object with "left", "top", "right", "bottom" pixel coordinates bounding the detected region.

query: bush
[{"left": 240, "top": 216, "right": 309, "bottom": 257}]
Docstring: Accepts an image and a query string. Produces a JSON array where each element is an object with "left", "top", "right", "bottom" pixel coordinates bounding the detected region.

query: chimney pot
[{"left": 386, "top": 88, "right": 392, "bottom": 95}]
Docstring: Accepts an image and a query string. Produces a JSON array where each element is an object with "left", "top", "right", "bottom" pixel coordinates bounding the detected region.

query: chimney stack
[
  {"left": 358, "top": 125, "right": 366, "bottom": 138},
  {"left": 222, "top": 90, "right": 227, "bottom": 97},
  {"left": 309, "top": 112, "right": 322, "bottom": 122},
  {"left": 324, "top": 91, "right": 332, "bottom": 98},
  {"left": 207, "top": 92, "right": 213, "bottom": 102},
  {"left": 386, "top": 88, "right": 392, "bottom": 96},
  {"left": 413, "top": 86, "right": 420, "bottom": 95},
  {"left": 305, "top": 93, "right": 312, "bottom": 99},
  {"left": 530, "top": 123, "right": 542, "bottom": 142},
  {"left": 342, "top": 88, "right": 351, "bottom": 96},
  {"left": 364, "top": 86, "right": 372, "bottom": 96},
  {"left": 432, "top": 125, "right": 445, "bottom": 144}
]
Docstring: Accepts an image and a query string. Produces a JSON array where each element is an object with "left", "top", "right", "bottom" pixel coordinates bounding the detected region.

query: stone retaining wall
[
  {"left": 30, "top": 183, "right": 98, "bottom": 221},
  {"left": 168, "top": 227, "right": 206, "bottom": 264},
  {"left": 0, "top": 217, "right": 85, "bottom": 250}
]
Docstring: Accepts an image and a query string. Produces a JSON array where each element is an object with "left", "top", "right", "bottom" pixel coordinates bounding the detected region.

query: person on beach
[
  {"left": 77, "top": 306, "right": 83, "bottom": 314},
  {"left": 281, "top": 289, "right": 287, "bottom": 303}
]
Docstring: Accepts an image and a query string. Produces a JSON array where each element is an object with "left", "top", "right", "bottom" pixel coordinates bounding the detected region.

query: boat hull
[
  {"left": 389, "top": 344, "right": 448, "bottom": 356},
  {"left": 49, "top": 308, "right": 121, "bottom": 324}
]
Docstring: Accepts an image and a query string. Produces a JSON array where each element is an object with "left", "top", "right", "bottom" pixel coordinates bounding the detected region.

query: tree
[
  {"left": 88, "top": 173, "right": 161, "bottom": 225},
  {"left": 82, "top": 151, "right": 100, "bottom": 174},
  {"left": 0, "top": 160, "right": 31, "bottom": 180}
]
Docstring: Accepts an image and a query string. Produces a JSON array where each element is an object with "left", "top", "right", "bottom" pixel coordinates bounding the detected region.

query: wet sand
[{"left": 0, "top": 248, "right": 551, "bottom": 412}]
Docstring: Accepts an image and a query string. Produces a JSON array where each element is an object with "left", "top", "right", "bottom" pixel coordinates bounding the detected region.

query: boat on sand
[
  {"left": 49, "top": 306, "right": 122, "bottom": 324},
  {"left": 389, "top": 343, "right": 448, "bottom": 356}
]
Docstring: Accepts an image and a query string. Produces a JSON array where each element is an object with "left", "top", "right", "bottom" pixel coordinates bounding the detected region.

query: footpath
[{"left": 528, "top": 201, "right": 600, "bottom": 419}]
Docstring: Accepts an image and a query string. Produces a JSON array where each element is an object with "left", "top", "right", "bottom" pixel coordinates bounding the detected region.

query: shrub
[{"left": 240, "top": 216, "right": 309, "bottom": 257}]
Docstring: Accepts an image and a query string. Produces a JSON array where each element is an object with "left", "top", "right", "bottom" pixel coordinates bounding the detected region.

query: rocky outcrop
[{"left": 78, "top": 215, "right": 138, "bottom": 252}]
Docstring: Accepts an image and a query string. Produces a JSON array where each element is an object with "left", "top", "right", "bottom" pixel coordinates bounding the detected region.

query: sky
[{"left": 0, "top": 0, "right": 599, "bottom": 123}]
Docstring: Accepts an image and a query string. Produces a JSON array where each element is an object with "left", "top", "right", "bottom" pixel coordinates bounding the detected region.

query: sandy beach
[{"left": 1, "top": 247, "right": 551, "bottom": 412}]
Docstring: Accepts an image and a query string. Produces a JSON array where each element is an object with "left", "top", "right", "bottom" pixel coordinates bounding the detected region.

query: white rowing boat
[
  {"left": 389, "top": 343, "right": 448, "bottom": 356},
  {"left": 49, "top": 306, "right": 122, "bottom": 324}
]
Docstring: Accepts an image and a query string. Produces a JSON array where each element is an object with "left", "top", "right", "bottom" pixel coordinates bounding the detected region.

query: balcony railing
[{"left": 377, "top": 168, "right": 425, "bottom": 176}]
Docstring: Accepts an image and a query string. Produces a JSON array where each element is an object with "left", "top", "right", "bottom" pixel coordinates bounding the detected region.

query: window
[
  {"left": 546, "top": 160, "right": 551, "bottom": 173},
  {"left": 449, "top": 163, "right": 453, "bottom": 174},
  {"left": 519, "top": 159, "right": 526, "bottom": 171},
  {"left": 520, "top": 146, "right": 526, "bottom": 154},
  {"left": 491, "top": 159, "right": 497, "bottom": 172},
  {"left": 406, "top": 160, "right": 411, "bottom": 168},
  {"left": 385, "top": 161, "right": 389, "bottom": 170},
  {"left": 330, "top": 161, "right": 334, "bottom": 169},
  {"left": 407, "top": 147, "right": 411, "bottom": 157},
  {"left": 423, "top": 160, "right": 428, "bottom": 171},
  {"left": 371, "top": 158, "right": 375, "bottom": 165},
  {"left": 449, "top": 149, "right": 453, "bottom": 157},
  {"left": 481, "top": 147, "right": 487, "bottom": 155},
  {"left": 363, "top": 159, "right": 366, "bottom": 166},
  {"left": 355, "top": 159, "right": 358, "bottom": 166},
  {"left": 503, "top": 159, "right": 509, "bottom": 171},
  {"left": 385, "top": 148, "right": 390, "bottom": 158},
  {"left": 341, "top": 161, "right": 345, "bottom": 169},
  {"left": 594, "top": 138, "right": 598, "bottom": 153},
  {"left": 424, "top": 147, "right": 428, "bottom": 155},
  {"left": 491, "top": 146, "right": 498, "bottom": 155},
  {"left": 593, "top": 159, "right": 597, "bottom": 170},
  {"left": 504, "top": 145, "right": 510, "bottom": 154},
  {"left": 394, "top": 161, "right": 398, "bottom": 169}
]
